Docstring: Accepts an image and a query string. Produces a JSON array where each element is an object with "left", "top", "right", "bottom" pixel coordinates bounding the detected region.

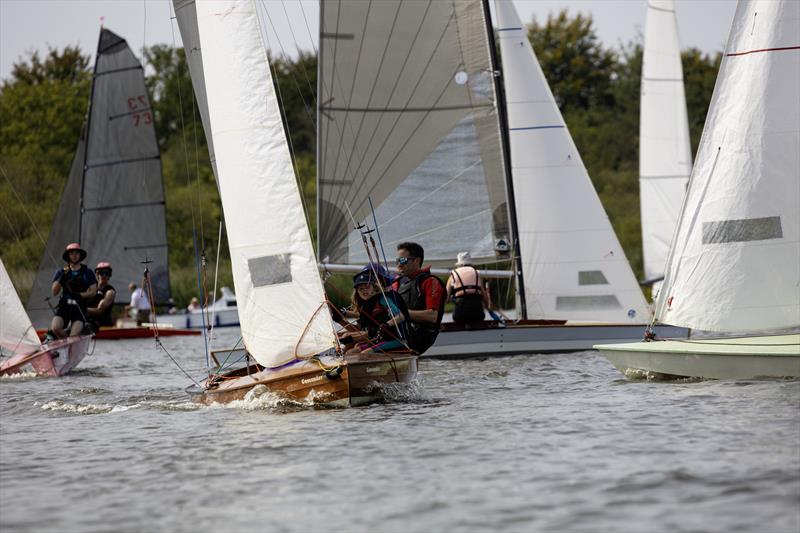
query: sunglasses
[
  {"left": 96, "top": 269, "right": 111, "bottom": 276},
  {"left": 395, "top": 256, "right": 416, "bottom": 265}
]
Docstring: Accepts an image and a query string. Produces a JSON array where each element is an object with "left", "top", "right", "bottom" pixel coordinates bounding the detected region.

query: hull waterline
[
  {"left": 188, "top": 353, "right": 418, "bottom": 407},
  {"left": 0, "top": 335, "right": 93, "bottom": 377},
  {"left": 595, "top": 334, "right": 800, "bottom": 380}
]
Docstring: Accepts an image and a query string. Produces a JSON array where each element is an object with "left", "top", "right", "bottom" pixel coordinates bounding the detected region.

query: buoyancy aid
[
  {"left": 90, "top": 284, "right": 116, "bottom": 327},
  {"left": 449, "top": 266, "right": 482, "bottom": 299},
  {"left": 357, "top": 291, "right": 408, "bottom": 341},
  {"left": 396, "top": 269, "right": 446, "bottom": 353}
]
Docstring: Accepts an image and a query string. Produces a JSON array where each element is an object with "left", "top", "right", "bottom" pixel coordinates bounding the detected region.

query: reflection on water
[{"left": 1, "top": 328, "right": 798, "bottom": 532}]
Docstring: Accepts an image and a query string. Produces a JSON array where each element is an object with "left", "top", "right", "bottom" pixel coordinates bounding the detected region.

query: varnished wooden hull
[{"left": 189, "top": 353, "right": 418, "bottom": 407}]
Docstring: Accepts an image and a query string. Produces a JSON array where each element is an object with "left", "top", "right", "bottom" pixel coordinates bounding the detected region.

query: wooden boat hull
[
  {"left": 189, "top": 353, "right": 418, "bottom": 406},
  {"left": 0, "top": 335, "right": 93, "bottom": 377},
  {"left": 425, "top": 322, "right": 688, "bottom": 358},
  {"left": 595, "top": 334, "right": 800, "bottom": 380}
]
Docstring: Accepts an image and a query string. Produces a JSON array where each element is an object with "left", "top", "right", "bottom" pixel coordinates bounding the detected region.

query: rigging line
[
  {"left": 279, "top": 0, "right": 318, "bottom": 111},
  {"left": 333, "top": 9, "right": 459, "bottom": 214},
  {"left": 257, "top": 1, "right": 316, "bottom": 130},
  {"left": 298, "top": 0, "right": 318, "bottom": 55},
  {"left": 323, "top": 1, "right": 425, "bottom": 220},
  {"left": 209, "top": 220, "right": 223, "bottom": 347},
  {"left": 377, "top": 158, "right": 482, "bottom": 227},
  {"left": 384, "top": 208, "right": 490, "bottom": 245},
  {"left": 0, "top": 164, "right": 59, "bottom": 267},
  {"left": 256, "top": 4, "right": 315, "bottom": 235},
  {"left": 155, "top": 336, "right": 202, "bottom": 387}
]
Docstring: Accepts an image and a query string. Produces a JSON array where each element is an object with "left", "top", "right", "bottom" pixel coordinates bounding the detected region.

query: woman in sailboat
[
  {"left": 339, "top": 264, "right": 411, "bottom": 355},
  {"left": 86, "top": 261, "right": 116, "bottom": 330},
  {"left": 446, "top": 251, "right": 491, "bottom": 325},
  {"left": 48, "top": 243, "right": 97, "bottom": 340}
]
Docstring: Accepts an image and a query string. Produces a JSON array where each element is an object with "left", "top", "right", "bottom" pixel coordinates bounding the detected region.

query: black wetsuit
[
  {"left": 88, "top": 283, "right": 116, "bottom": 327},
  {"left": 52, "top": 265, "right": 97, "bottom": 327}
]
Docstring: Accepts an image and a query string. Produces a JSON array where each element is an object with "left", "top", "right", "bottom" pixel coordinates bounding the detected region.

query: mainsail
[
  {"left": 27, "top": 28, "right": 170, "bottom": 328},
  {"left": 316, "top": 0, "right": 511, "bottom": 267},
  {"left": 639, "top": 0, "right": 692, "bottom": 295},
  {"left": 655, "top": 0, "right": 800, "bottom": 332},
  {"left": 494, "top": 0, "right": 650, "bottom": 323},
  {"left": 1, "top": 259, "right": 42, "bottom": 356},
  {"left": 193, "top": 0, "right": 337, "bottom": 367}
]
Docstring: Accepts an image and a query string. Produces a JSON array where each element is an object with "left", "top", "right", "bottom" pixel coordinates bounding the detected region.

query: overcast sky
[{"left": 1, "top": 0, "right": 737, "bottom": 81}]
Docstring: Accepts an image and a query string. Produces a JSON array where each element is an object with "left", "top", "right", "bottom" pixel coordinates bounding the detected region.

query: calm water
[{"left": 1, "top": 329, "right": 798, "bottom": 532}]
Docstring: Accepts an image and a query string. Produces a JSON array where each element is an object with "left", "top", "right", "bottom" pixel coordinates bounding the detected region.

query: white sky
[{"left": 1, "top": 0, "right": 737, "bottom": 81}]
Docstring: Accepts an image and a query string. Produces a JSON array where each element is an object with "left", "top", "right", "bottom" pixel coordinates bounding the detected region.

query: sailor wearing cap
[{"left": 48, "top": 243, "right": 97, "bottom": 339}]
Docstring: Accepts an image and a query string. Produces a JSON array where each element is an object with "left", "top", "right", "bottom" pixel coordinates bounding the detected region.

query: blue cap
[{"left": 353, "top": 263, "right": 390, "bottom": 287}]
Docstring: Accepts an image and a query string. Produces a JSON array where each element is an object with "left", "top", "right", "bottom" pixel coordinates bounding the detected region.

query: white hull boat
[
  {"left": 157, "top": 307, "right": 239, "bottom": 329},
  {"left": 597, "top": 334, "right": 800, "bottom": 380}
]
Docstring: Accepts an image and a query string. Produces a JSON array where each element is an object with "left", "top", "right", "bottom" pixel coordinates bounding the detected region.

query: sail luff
[
  {"left": 494, "top": 0, "right": 650, "bottom": 323},
  {"left": 194, "top": 0, "right": 336, "bottom": 367},
  {"left": 639, "top": 0, "right": 692, "bottom": 297},
  {"left": 655, "top": 0, "right": 800, "bottom": 332}
]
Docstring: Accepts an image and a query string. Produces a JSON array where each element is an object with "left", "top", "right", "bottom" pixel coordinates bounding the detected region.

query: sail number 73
[{"left": 127, "top": 95, "right": 152, "bottom": 127}]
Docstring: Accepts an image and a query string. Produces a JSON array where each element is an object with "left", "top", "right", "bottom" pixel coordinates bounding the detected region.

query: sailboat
[
  {"left": 26, "top": 28, "right": 195, "bottom": 340},
  {"left": 639, "top": 0, "right": 692, "bottom": 296},
  {"left": 175, "top": 0, "right": 417, "bottom": 405},
  {"left": 596, "top": 0, "right": 800, "bottom": 380},
  {"left": 0, "top": 259, "right": 92, "bottom": 377},
  {"left": 316, "top": 0, "right": 685, "bottom": 358}
]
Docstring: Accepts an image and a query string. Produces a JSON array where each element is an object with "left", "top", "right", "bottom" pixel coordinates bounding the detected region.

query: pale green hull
[{"left": 595, "top": 334, "right": 800, "bottom": 380}]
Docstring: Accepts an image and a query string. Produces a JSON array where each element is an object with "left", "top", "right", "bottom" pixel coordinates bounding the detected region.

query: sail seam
[
  {"left": 83, "top": 201, "right": 165, "bottom": 212},
  {"left": 108, "top": 108, "right": 153, "bottom": 120},
  {"left": 86, "top": 155, "right": 161, "bottom": 169},
  {"left": 497, "top": 27, "right": 522, "bottom": 32},
  {"left": 322, "top": 104, "right": 489, "bottom": 113},
  {"left": 646, "top": 3, "right": 675, "bottom": 13},
  {"left": 640, "top": 174, "right": 691, "bottom": 180},
  {"left": 510, "top": 125, "right": 564, "bottom": 131},
  {"left": 95, "top": 65, "right": 144, "bottom": 78},
  {"left": 642, "top": 77, "right": 684, "bottom": 82},
  {"left": 726, "top": 45, "right": 800, "bottom": 57}
]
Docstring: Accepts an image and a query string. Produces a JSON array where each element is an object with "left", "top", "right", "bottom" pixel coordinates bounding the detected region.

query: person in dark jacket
[
  {"left": 49, "top": 243, "right": 97, "bottom": 339},
  {"left": 87, "top": 261, "right": 116, "bottom": 329}
]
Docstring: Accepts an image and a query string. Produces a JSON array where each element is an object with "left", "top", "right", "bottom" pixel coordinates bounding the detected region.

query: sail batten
[
  {"left": 26, "top": 28, "right": 170, "bottom": 328},
  {"left": 655, "top": 0, "right": 800, "bottom": 332},
  {"left": 495, "top": 0, "right": 650, "bottom": 323},
  {"left": 193, "top": 0, "right": 336, "bottom": 367},
  {"left": 318, "top": 0, "right": 510, "bottom": 267}
]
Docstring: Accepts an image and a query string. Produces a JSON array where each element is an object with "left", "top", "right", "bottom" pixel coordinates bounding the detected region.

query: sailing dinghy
[
  {"left": 0, "top": 259, "right": 92, "bottom": 377},
  {"left": 639, "top": 0, "right": 692, "bottom": 296},
  {"left": 596, "top": 0, "right": 800, "bottom": 380},
  {"left": 177, "top": 0, "right": 417, "bottom": 405},
  {"left": 317, "top": 0, "right": 684, "bottom": 358},
  {"left": 25, "top": 28, "right": 195, "bottom": 340}
]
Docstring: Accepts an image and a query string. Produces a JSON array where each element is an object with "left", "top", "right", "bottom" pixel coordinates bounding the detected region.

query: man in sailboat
[
  {"left": 446, "top": 251, "right": 491, "bottom": 325},
  {"left": 392, "top": 242, "right": 446, "bottom": 354},
  {"left": 48, "top": 243, "right": 97, "bottom": 339},
  {"left": 86, "top": 261, "right": 116, "bottom": 330}
]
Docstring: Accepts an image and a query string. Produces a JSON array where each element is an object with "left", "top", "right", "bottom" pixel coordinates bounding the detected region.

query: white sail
[
  {"left": 1, "top": 259, "right": 41, "bottom": 356},
  {"left": 655, "top": 0, "right": 800, "bottom": 332},
  {"left": 494, "top": 0, "right": 650, "bottom": 323},
  {"left": 172, "top": 0, "right": 217, "bottom": 181},
  {"left": 639, "top": 0, "right": 692, "bottom": 296},
  {"left": 194, "top": 0, "right": 337, "bottom": 367}
]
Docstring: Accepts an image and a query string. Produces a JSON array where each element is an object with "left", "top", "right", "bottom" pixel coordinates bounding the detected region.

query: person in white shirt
[{"left": 124, "top": 282, "right": 152, "bottom": 325}]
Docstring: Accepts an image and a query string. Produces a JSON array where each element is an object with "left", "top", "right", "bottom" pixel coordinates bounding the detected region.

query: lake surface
[{"left": 1, "top": 329, "right": 798, "bottom": 532}]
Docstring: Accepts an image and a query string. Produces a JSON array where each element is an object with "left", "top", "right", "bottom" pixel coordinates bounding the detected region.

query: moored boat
[{"left": 596, "top": 0, "right": 800, "bottom": 380}]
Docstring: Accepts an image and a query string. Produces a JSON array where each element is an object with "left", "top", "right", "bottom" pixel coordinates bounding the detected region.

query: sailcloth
[
  {"left": 27, "top": 28, "right": 170, "bottom": 327},
  {"left": 317, "top": 0, "right": 510, "bottom": 267},
  {"left": 194, "top": 0, "right": 336, "bottom": 367},
  {"left": 173, "top": 0, "right": 218, "bottom": 181},
  {"left": 639, "top": 0, "right": 692, "bottom": 295},
  {"left": 1, "top": 259, "right": 42, "bottom": 356},
  {"left": 494, "top": 0, "right": 650, "bottom": 323},
  {"left": 655, "top": 0, "right": 800, "bottom": 332}
]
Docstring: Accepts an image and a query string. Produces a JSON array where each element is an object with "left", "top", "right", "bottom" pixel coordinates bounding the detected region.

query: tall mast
[
  {"left": 481, "top": 0, "right": 528, "bottom": 319},
  {"left": 78, "top": 30, "right": 104, "bottom": 244}
]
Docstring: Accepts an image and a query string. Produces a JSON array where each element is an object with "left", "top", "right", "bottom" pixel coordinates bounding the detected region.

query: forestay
[
  {"left": 494, "top": 0, "right": 650, "bottom": 323},
  {"left": 26, "top": 29, "right": 170, "bottom": 327},
  {"left": 194, "top": 0, "right": 337, "bottom": 367},
  {"left": 1, "top": 259, "right": 41, "bottom": 356},
  {"left": 639, "top": 0, "right": 692, "bottom": 295},
  {"left": 173, "top": 0, "right": 218, "bottom": 182},
  {"left": 655, "top": 0, "right": 800, "bottom": 332},
  {"left": 317, "top": 0, "right": 510, "bottom": 267}
]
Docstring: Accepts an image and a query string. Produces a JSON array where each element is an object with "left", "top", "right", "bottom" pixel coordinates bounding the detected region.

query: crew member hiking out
[
  {"left": 87, "top": 261, "right": 116, "bottom": 330},
  {"left": 446, "top": 251, "right": 490, "bottom": 325},
  {"left": 391, "top": 242, "right": 445, "bottom": 354},
  {"left": 48, "top": 243, "right": 97, "bottom": 339}
]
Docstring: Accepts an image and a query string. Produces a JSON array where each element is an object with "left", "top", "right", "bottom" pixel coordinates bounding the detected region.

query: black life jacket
[
  {"left": 357, "top": 291, "right": 409, "bottom": 341},
  {"left": 396, "top": 270, "right": 446, "bottom": 353},
  {"left": 90, "top": 284, "right": 116, "bottom": 327}
]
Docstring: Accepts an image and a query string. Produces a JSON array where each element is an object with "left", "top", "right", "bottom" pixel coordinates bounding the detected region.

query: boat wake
[
  {"left": 0, "top": 370, "right": 39, "bottom": 381},
  {"left": 39, "top": 400, "right": 131, "bottom": 415}
]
